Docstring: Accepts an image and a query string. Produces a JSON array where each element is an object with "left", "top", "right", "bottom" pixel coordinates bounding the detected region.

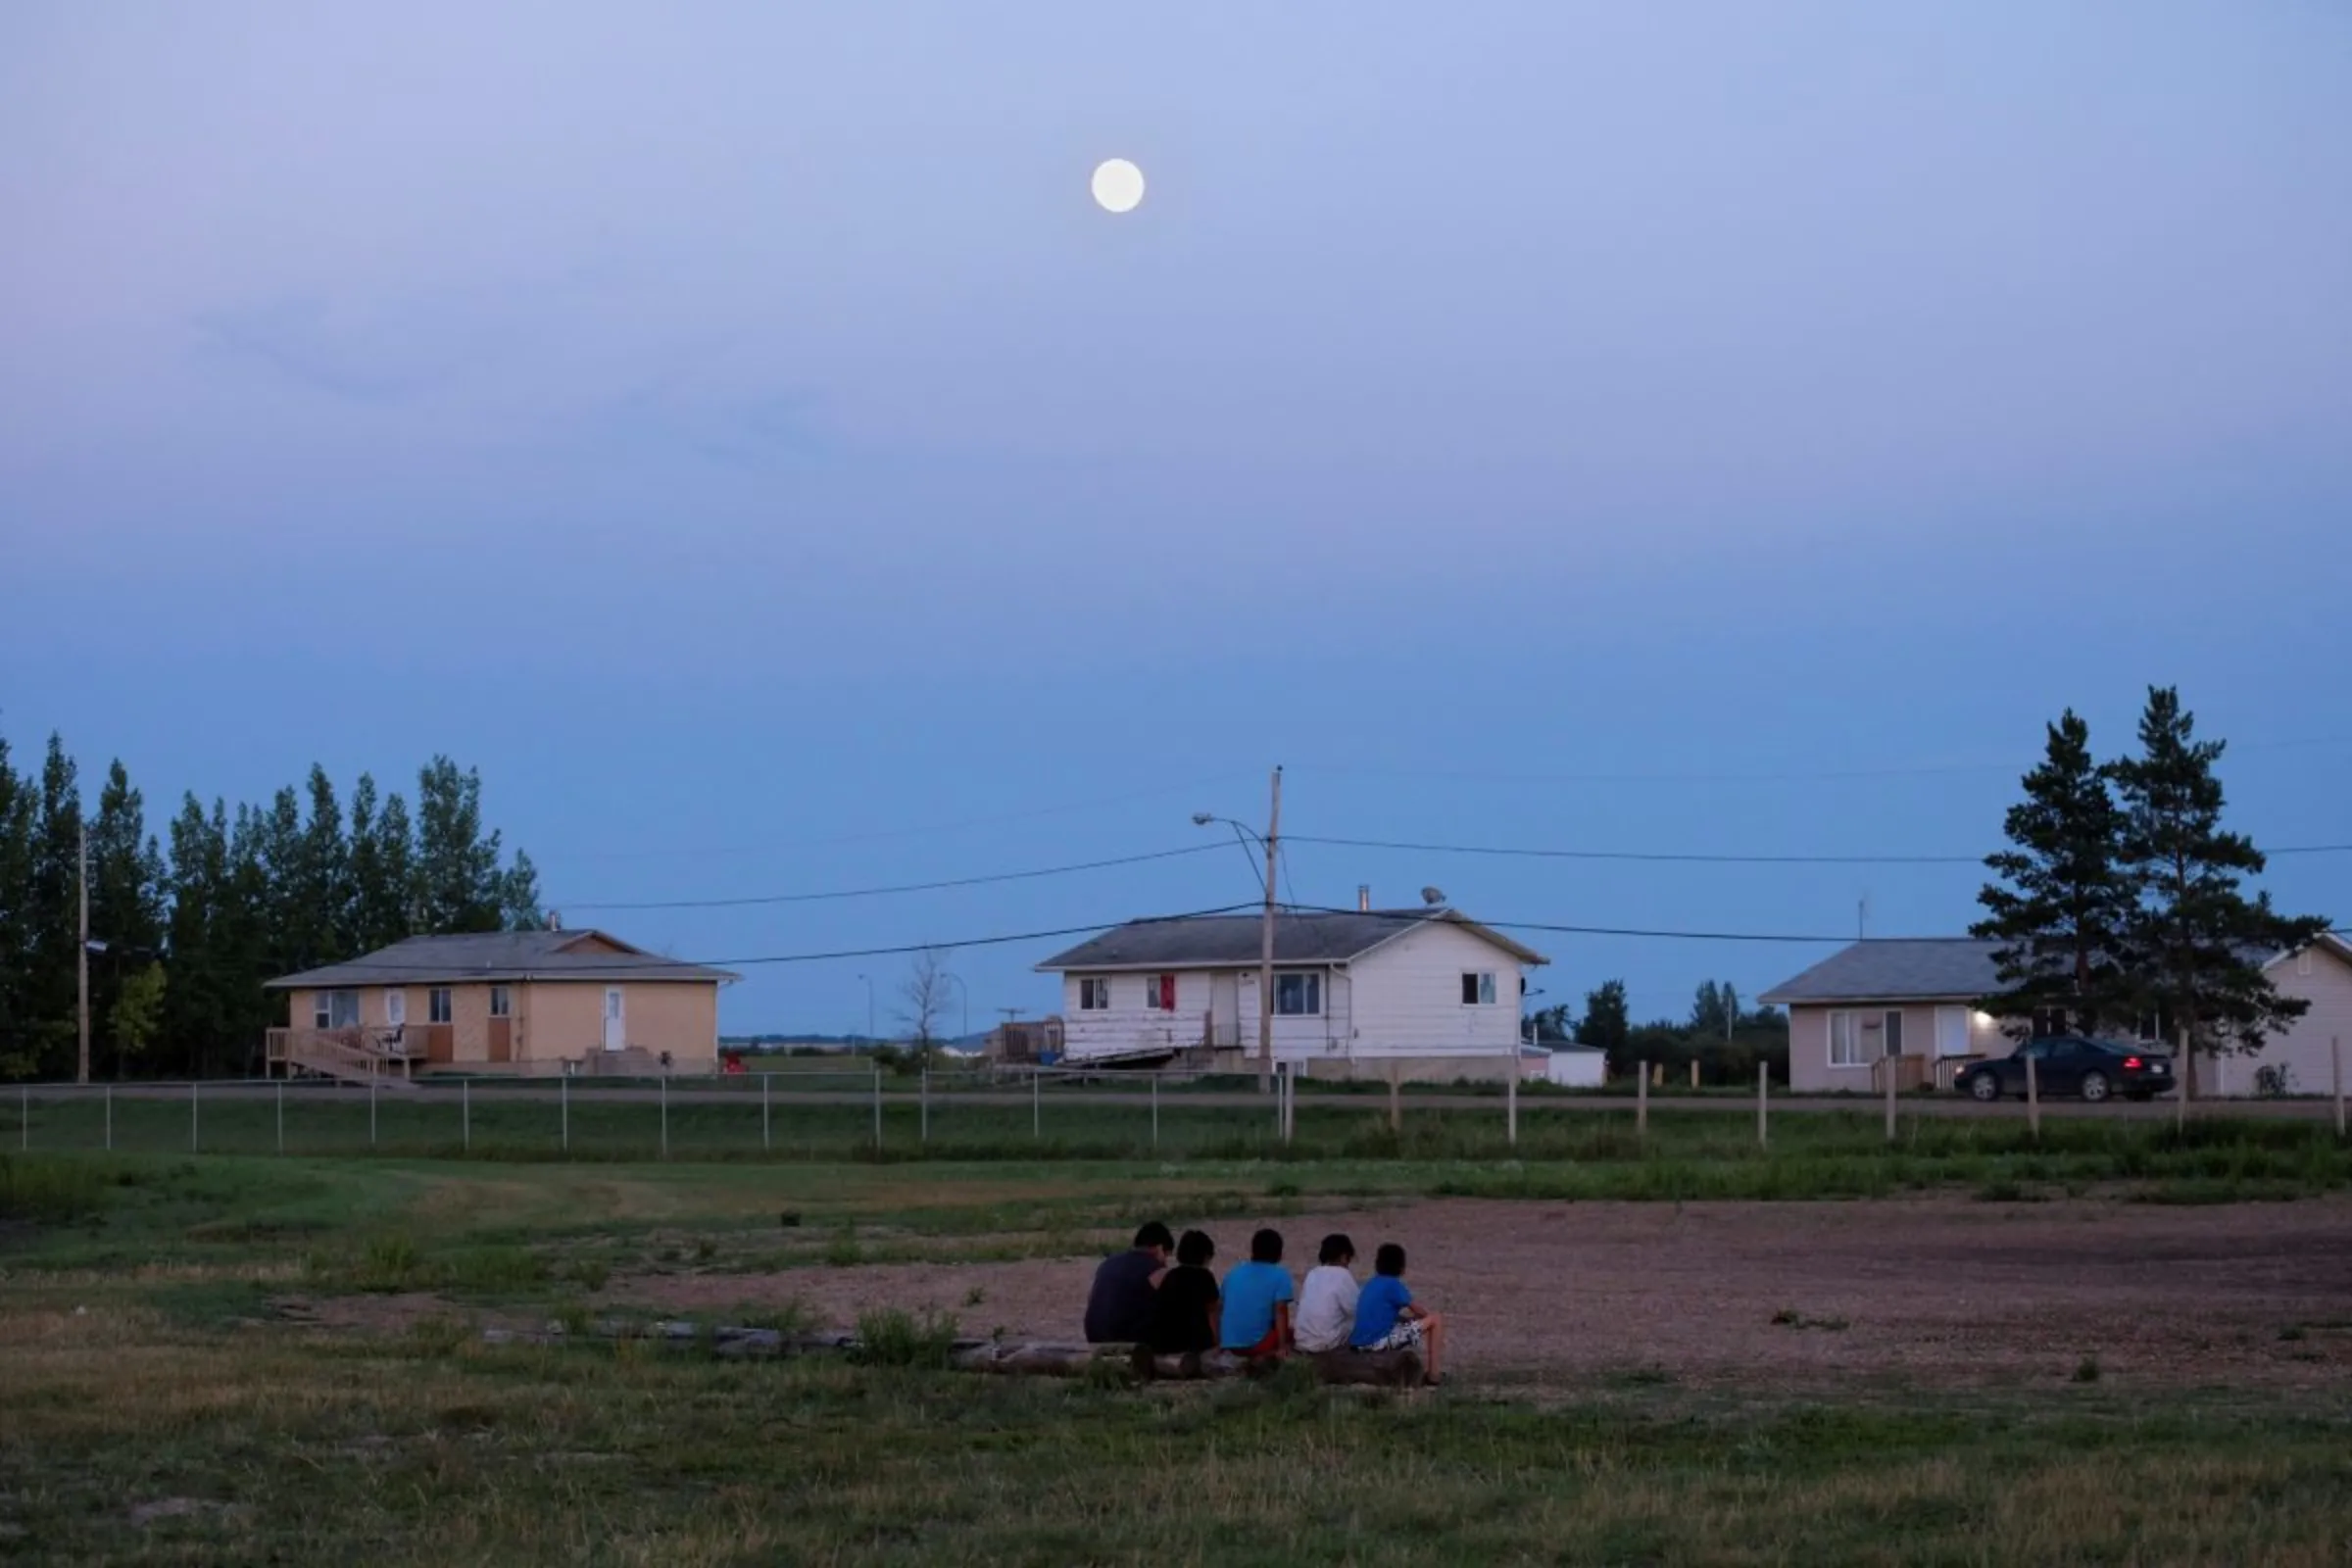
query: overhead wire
[
  {"left": 559, "top": 843, "right": 1227, "bottom": 911},
  {"left": 1287, "top": 834, "right": 2352, "bottom": 866}
]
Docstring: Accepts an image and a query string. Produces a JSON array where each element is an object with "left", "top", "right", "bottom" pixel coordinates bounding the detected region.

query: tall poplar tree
[
  {"left": 1971, "top": 710, "right": 2133, "bottom": 1037},
  {"left": 0, "top": 737, "right": 38, "bottom": 1077},
  {"left": 88, "top": 760, "right": 168, "bottom": 1078},
  {"left": 2110, "top": 687, "right": 2329, "bottom": 1098}
]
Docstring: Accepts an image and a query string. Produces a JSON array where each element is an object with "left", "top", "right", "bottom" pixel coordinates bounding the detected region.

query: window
[
  {"left": 489, "top": 986, "right": 512, "bottom": 1018},
  {"left": 1275, "top": 972, "right": 1321, "bottom": 1016},
  {"left": 1828, "top": 1010, "right": 1860, "bottom": 1067},
  {"left": 314, "top": 990, "right": 360, "bottom": 1030},
  {"left": 429, "top": 987, "right": 453, "bottom": 1025},
  {"left": 1460, "top": 972, "right": 1497, "bottom": 1005},
  {"left": 1883, "top": 1009, "right": 1905, "bottom": 1057},
  {"left": 1078, "top": 976, "right": 1111, "bottom": 1011},
  {"left": 1146, "top": 974, "right": 1176, "bottom": 1011}
]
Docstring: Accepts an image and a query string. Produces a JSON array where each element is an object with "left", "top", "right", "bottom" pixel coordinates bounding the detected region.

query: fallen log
[{"left": 1125, "top": 1346, "right": 1424, "bottom": 1387}]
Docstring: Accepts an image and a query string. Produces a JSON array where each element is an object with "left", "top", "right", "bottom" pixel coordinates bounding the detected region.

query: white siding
[
  {"left": 1544, "top": 1050, "right": 1606, "bottom": 1088},
  {"left": 1343, "top": 922, "right": 1529, "bottom": 1064},
  {"left": 1059, "top": 968, "right": 1220, "bottom": 1060},
  {"left": 2208, "top": 946, "right": 2352, "bottom": 1098}
]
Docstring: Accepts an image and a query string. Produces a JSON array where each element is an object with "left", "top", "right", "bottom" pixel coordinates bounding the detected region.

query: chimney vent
[
  {"left": 1357, "top": 884, "right": 1371, "bottom": 912},
  {"left": 547, "top": 909, "right": 563, "bottom": 931}
]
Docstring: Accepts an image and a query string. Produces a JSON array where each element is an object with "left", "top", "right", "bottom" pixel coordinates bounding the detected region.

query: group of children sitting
[{"left": 1083, "top": 1222, "right": 1446, "bottom": 1385}]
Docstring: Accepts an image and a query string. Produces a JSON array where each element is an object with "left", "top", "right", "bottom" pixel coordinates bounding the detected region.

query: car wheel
[
  {"left": 2080, "top": 1071, "right": 2112, "bottom": 1103},
  {"left": 1968, "top": 1074, "right": 2001, "bottom": 1102}
]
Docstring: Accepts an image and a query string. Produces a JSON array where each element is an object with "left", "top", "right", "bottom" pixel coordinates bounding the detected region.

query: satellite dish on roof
[{"left": 1420, "top": 886, "right": 1446, "bottom": 906}]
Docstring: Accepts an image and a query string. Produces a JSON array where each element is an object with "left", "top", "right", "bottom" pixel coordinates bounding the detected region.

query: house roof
[
  {"left": 1759, "top": 933, "right": 2352, "bottom": 1005},
  {"left": 1758, "top": 939, "right": 2001, "bottom": 1004},
  {"left": 266, "top": 930, "right": 740, "bottom": 989},
  {"left": 1036, "top": 908, "right": 1546, "bottom": 972}
]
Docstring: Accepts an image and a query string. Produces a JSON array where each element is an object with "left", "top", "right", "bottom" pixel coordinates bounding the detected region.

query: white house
[
  {"left": 1036, "top": 906, "right": 1547, "bottom": 1082},
  {"left": 1760, "top": 933, "right": 2352, "bottom": 1097}
]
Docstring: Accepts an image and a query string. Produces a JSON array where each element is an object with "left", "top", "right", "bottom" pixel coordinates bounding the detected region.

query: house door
[
  {"left": 603, "top": 989, "right": 626, "bottom": 1052},
  {"left": 383, "top": 990, "right": 406, "bottom": 1031}
]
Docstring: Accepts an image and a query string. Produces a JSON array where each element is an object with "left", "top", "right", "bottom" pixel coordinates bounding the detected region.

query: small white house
[
  {"left": 1542, "top": 1046, "right": 1607, "bottom": 1089},
  {"left": 1037, "top": 906, "right": 1548, "bottom": 1082}
]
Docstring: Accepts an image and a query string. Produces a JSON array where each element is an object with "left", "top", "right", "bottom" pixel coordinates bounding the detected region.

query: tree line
[
  {"left": 1528, "top": 978, "right": 1790, "bottom": 1085},
  {"left": 1970, "top": 686, "right": 2328, "bottom": 1097},
  {"left": 0, "top": 730, "right": 541, "bottom": 1081}
]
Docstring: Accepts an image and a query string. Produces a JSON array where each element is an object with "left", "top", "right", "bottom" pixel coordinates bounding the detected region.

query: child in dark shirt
[{"left": 1146, "top": 1229, "right": 1221, "bottom": 1356}]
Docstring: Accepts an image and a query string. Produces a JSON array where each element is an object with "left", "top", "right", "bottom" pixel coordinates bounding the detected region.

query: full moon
[{"left": 1090, "top": 158, "right": 1145, "bottom": 214}]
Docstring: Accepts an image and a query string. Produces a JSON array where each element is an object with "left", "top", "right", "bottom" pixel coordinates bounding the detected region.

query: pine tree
[
  {"left": 2110, "top": 687, "right": 2330, "bottom": 1099},
  {"left": 89, "top": 760, "right": 168, "bottom": 1078},
  {"left": 1690, "top": 980, "right": 1724, "bottom": 1035},
  {"left": 1576, "top": 979, "right": 1632, "bottom": 1066},
  {"left": 499, "top": 851, "right": 546, "bottom": 931},
  {"left": 414, "top": 757, "right": 502, "bottom": 933},
  {"left": 1970, "top": 710, "right": 2134, "bottom": 1037},
  {"left": 26, "top": 735, "right": 83, "bottom": 1078},
  {"left": 0, "top": 735, "right": 38, "bottom": 1077},
  {"left": 162, "top": 796, "right": 233, "bottom": 1079},
  {"left": 361, "top": 786, "right": 417, "bottom": 950},
  {"left": 299, "top": 764, "right": 352, "bottom": 962}
]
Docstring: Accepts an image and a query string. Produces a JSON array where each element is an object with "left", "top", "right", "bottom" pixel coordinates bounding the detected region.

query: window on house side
[
  {"left": 314, "top": 990, "right": 361, "bottom": 1030},
  {"left": 1078, "top": 977, "right": 1111, "bottom": 1011},
  {"left": 429, "top": 988, "right": 453, "bottom": 1025},
  {"left": 490, "top": 986, "right": 512, "bottom": 1018},
  {"left": 1275, "top": 973, "right": 1321, "bottom": 1016},
  {"left": 1460, "top": 972, "right": 1496, "bottom": 1005},
  {"left": 1828, "top": 1010, "right": 1861, "bottom": 1067}
]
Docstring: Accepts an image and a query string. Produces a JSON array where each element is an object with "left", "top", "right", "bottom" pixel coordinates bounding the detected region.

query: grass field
[{"left": 5, "top": 1132, "right": 2352, "bottom": 1563}]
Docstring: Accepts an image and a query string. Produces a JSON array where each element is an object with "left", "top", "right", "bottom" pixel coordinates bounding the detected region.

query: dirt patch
[{"left": 610, "top": 1195, "right": 2352, "bottom": 1392}]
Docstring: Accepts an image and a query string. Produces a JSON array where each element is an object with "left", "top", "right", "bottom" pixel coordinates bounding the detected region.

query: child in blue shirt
[
  {"left": 1218, "top": 1227, "right": 1296, "bottom": 1360},
  {"left": 1348, "top": 1242, "right": 1445, "bottom": 1385}
]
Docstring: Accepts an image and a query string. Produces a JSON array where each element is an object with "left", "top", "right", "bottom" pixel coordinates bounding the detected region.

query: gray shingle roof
[
  {"left": 1037, "top": 909, "right": 1545, "bottom": 971},
  {"left": 1759, "top": 939, "right": 2001, "bottom": 1004},
  {"left": 266, "top": 930, "right": 738, "bottom": 989}
]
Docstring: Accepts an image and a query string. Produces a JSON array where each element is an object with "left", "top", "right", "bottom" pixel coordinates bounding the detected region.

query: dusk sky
[{"left": 4, "top": 2, "right": 2347, "bottom": 1035}]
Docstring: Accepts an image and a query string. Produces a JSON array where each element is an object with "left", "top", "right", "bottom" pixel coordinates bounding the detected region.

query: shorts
[
  {"left": 1363, "top": 1319, "right": 1425, "bottom": 1353},
  {"left": 1235, "top": 1325, "right": 1285, "bottom": 1360}
]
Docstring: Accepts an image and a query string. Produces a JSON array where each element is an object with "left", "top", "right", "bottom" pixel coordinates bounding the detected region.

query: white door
[
  {"left": 603, "top": 988, "right": 626, "bottom": 1051},
  {"left": 384, "top": 990, "right": 406, "bottom": 1029},
  {"left": 1935, "top": 1006, "right": 1970, "bottom": 1057}
]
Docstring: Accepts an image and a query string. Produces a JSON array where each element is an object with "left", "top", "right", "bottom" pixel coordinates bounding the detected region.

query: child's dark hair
[
  {"left": 1176, "top": 1229, "right": 1215, "bottom": 1267},
  {"left": 1375, "top": 1243, "right": 1407, "bottom": 1277},
  {"left": 1318, "top": 1233, "right": 1355, "bottom": 1266},
  {"left": 1250, "top": 1228, "right": 1284, "bottom": 1264},
  {"left": 1134, "top": 1221, "right": 1175, "bottom": 1252}
]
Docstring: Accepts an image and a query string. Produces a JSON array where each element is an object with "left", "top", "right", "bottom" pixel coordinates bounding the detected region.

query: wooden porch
[{"left": 266, "top": 1025, "right": 455, "bottom": 1084}]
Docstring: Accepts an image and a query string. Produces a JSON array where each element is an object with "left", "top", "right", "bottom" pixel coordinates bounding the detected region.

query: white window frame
[
  {"left": 1275, "top": 971, "right": 1322, "bottom": 1017},
  {"left": 1828, "top": 1009, "right": 1861, "bottom": 1067},
  {"left": 489, "top": 985, "right": 512, "bottom": 1018},
  {"left": 314, "top": 990, "right": 361, "bottom": 1030},
  {"left": 1146, "top": 973, "right": 1176, "bottom": 1011},
  {"left": 429, "top": 987, "right": 453, "bottom": 1025},
  {"left": 1460, "top": 971, "right": 1497, "bottom": 1006},
  {"left": 1078, "top": 976, "right": 1111, "bottom": 1012}
]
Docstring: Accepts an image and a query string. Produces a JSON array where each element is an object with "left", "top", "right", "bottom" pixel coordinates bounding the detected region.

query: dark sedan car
[{"left": 1956, "top": 1037, "right": 2177, "bottom": 1103}]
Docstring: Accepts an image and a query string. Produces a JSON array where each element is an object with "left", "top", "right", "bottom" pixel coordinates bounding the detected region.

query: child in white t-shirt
[{"left": 1293, "top": 1233, "right": 1360, "bottom": 1353}]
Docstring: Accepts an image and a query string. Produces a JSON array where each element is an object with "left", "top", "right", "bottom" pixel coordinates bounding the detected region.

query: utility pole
[
  {"left": 1257, "top": 764, "right": 1282, "bottom": 1096},
  {"left": 76, "top": 819, "right": 90, "bottom": 1086}
]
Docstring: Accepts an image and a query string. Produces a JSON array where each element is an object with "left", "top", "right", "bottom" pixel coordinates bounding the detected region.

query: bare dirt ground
[{"left": 611, "top": 1196, "right": 2352, "bottom": 1392}]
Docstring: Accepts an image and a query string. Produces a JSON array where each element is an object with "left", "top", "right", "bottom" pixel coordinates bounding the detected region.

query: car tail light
[{"left": 2124, "top": 1056, "right": 2142, "bottom": 1069}]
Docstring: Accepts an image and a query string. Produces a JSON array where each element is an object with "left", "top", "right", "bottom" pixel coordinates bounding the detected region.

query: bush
[
  {"left": 854, "top": 1307, "right": 961, "bottom": 1368},
  {"left": 0, "top": 1154, "right": 108, "bottom": 1224}
]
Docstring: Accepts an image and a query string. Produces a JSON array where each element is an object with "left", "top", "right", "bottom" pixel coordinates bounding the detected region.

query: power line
[
  {"left": 558, "top": 844, "right": 1226, "bottom": 911},
  {"left": 1289, "top": 834, "right": 2352, "bottom": 866}
]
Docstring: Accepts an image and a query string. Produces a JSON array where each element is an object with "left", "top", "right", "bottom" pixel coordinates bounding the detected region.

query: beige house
[
  {"left": 266, "top": 929, "right": 737, "bottom": 1081},
  {"left": 1761, "top": 935, "right": 2352, "bottom": 1097}
]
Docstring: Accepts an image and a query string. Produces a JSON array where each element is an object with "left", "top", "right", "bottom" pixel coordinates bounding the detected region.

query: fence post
[
  {"left": 1152, "top": 1073, "right": 1160, "bottom": 1150},
  {"left": 561, "top": 1072, "right": 569, "bottom": 1154},
  {"left": 1637, "top": 1062, "right": 1648, "bottom": 1139},
  {"left": 761, "top": 1073, "right": 771, "bottom": 1152},
  {"left": 1883, "top": 1050, "right": 1897, "bottom": 1145},
  {"left": 1388, "top": 1061, "right": 1401, "bottom": 1134},
  {"left": 276, "top": 1079, "right": 284, "bottom": 1155},
  {"left": 661, "top": 1073, "right": 670, "bottom": 1161},
  {"left": 1757, "top": 1063, "right": 1769, "bottom": 1150},
  {"left": 2026, "top": 1053, "right": 2040, "bottom": 1141},
  {"left": 2333, "top": 1036, "right": 2344, "bottom": 1141},
  {"left": 1690, "top": 1060, "right": 1698, "bottom": 1090},
  {"left": 1032, "top": 1068, "right": 1041, "bottom": 1141},
  {"left": 370, "top": 1079, "right": 378, "bottom": 1149},
  {"left": 1505, "top": 1057, "right": 1518, "bottom": 1148},
  {"left": 463, "top": 1079, "right": 470, "bottom": 1154},
  {"left": 870, "top": 1063, "right": 882, "bottom": 1151},
  {"left": 191, "top": 1080, "right": 200, "bottom": 1152},
  {"left": 105, "top": 1084, "right": 113, "bottom": 1152},
  {"left": 2176, "top": 1024, "right": 2190, "bottom": 1134},
  {"left": 919, "top": 1065, "right": 929, "bottom": 1146}
]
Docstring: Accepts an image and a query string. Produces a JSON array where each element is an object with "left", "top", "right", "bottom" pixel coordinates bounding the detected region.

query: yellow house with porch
[{"left": 265, "top": 929, "right": 736, "bottom": 1080}]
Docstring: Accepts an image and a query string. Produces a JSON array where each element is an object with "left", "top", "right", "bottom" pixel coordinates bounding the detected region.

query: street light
[{"left": 1195, "top": 783, "right": 1283, "bottom": 1096}]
